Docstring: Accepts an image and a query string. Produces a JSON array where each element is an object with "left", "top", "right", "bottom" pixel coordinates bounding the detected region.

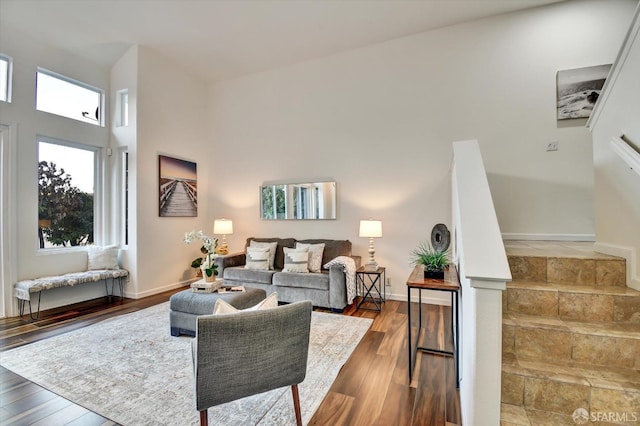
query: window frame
[
  {"left": 36, "top": 135, "right": 103, "bottom": 253},
  {"left": 0, "top": 53, "right": 13, "bottom": 103},
  {"left": 35, "top": 67, "right": 105, "bottom": 127}
]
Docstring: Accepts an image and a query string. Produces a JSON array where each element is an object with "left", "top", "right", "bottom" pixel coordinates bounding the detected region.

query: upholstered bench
[
  {"left": 169, "top": 287, "right": 266, "bottom": 337},
  {"left": 14, "top": 269, "right": 129, "bottom": 319}
]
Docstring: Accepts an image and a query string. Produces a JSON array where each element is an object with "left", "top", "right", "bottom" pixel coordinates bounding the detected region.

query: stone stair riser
[
  {"left": 504, "top": 287, "right": 640, "bottom": 324},
  {"left": 523, "top": 376, "right": 590, "bottom": 416},
  {"left": 509, "top": 327, "right": 640, "bottom": 369},
  {"left": 501, "top": 374, "right": 640, "bottom": 418},
  {"left": 507, "top": 256, "right": 626, "bottom": 287}
]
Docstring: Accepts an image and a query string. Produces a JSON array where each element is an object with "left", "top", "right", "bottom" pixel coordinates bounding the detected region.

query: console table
[{"left": 406, "top": 265, "right": 460, "bottom": 388}]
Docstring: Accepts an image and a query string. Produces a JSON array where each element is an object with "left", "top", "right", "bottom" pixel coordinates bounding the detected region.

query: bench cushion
[{"left": 14, "top": 269, "right": 129, "bottom": 301}]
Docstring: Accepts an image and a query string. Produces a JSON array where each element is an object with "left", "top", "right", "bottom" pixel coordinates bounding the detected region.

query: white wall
[
  {"left": 589, "top": 4, "right": 640, "bottom": 289},
  {"left": 133, "top": 46, "right": 210, "bottom": 297},
  {"left": 208, "top": 0, "right": 636, "bottom": 301}
]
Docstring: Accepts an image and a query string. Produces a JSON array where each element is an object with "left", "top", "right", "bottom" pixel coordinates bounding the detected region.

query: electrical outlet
[
  {"left": 546, "top": 141, "right": 559, "bottom": 151},
  {"left": 386, "top": 277, "right": 391, "bottom": 287}
]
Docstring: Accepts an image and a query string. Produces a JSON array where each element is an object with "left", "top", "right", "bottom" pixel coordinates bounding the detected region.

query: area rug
[{"left": 0, "top": 302, "right": 372, "bottom": 425}]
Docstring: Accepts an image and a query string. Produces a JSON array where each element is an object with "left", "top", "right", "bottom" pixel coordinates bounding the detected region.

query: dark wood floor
[{"left": 0, "top": 289, "right": 461, "bottom": 426}]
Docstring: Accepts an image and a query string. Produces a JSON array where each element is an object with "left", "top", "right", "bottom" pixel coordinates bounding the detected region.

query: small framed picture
[
  {"left": 556, "top": 64, "right": 611, "bottom": 120},
  {"left": 158, "top": 155, "right": 197, "bottom": 217}
]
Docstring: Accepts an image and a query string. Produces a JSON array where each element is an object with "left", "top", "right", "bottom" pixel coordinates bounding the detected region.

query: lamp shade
[
  {"left": 213, "top": 219, "right": 233, "bottom": 235},
  {"left": 359, "top": 220, "right": 382, "bottom": 238}
]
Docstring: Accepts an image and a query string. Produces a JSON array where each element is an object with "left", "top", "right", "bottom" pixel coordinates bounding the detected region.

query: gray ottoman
[{"left": 169, "top": 287, "right": 267, "bottom": 336}]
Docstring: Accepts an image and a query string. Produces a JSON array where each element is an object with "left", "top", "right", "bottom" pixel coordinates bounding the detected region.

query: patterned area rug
[{"left": 0, "top": 302, "right": 372, "bottom": 425}]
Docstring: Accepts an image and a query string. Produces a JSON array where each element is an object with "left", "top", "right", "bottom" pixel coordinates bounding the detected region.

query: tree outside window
[{"left": 38, "top": 140, "right": 95, "bottom": 248}]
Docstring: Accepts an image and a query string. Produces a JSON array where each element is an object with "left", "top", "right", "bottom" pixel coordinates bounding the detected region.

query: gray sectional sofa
[{"left": 216, "top": 237, "right": 360, "bottom": 311}]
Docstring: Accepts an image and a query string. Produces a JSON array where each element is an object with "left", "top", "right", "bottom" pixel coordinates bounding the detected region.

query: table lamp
[
  {"left": 213, "top": 218, "right": 233, "bottom": 253},
  {"left": 359, "top": 219, "right": 382, "bottom": 271}
]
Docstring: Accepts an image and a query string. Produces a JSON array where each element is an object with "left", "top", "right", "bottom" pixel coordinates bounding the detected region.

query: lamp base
[{"left": 364, "top": 262, "right": 379, "bottom": 272}]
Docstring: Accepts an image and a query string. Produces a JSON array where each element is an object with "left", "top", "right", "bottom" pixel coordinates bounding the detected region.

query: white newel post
[{"left": 460, "top": 279, "right": 506, "bottom": 425}]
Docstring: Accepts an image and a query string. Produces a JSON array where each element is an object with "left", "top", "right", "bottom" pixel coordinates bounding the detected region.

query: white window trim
[
  {"left": 0, "top": 54, "right": 12, "bottom": 103},
  {"left": 1, "top": 123, "right": 17, "bottom": 317},
  {"left": 36, "top": 135, "right": 103, "bottom": 254},
  {"left": 116, "top": 147, "right": 129, "bottom": 248}
]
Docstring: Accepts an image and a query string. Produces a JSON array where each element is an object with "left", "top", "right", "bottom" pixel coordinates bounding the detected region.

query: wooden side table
[
  {"left": 356, "top": 266, "right": 386, "bottom": 311},
  {"left": 406, "top": 265, "right": 460, "bottom": 388}
]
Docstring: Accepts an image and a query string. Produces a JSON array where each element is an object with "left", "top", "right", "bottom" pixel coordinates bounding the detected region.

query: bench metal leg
[
  {"left": 19, "top": 292, "right": 42, "bottom": 320},
  {"left": 105, "top": 277, "right": 125, "bottom": 300}
]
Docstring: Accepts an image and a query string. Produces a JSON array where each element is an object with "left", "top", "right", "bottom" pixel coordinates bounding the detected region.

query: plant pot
[
  {"left": 423, "top": 270, "right": 444, "bottom": 280},
  {"left": 201, "top": 267, "right": 217, "bottom": 282}
]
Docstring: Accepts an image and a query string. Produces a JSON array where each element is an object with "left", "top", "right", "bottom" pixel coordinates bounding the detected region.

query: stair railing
[
  {"left": 610, "top": 135, "right": 640, "bottom": 179},
  {"left": 451, "top": 140, "right": 512, "bottom": 425}
]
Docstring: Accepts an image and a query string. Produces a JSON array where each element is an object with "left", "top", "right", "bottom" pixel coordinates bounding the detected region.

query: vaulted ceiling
[{"left": 0, "top": 0, "right": 565, "bottom": 82}]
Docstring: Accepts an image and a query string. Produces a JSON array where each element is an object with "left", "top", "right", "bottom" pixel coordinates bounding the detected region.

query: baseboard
[
  {"left": 123, "top": 280, "right": 192, "bottom": 299},
  {"left": 385, "top": 291, "right": 451, "bottom": 306},
  {"left": 502, "top": 233, "right": 596, "bottom": 242},
  {"left": 593, "top": 242, "right": 639, "bottom": 291}
]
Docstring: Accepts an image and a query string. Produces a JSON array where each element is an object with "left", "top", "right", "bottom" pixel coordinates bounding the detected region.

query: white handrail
[
  {"left": 610, "top": 135, "right": 640, "bottom": 179},
  {"left": 452, "top": 140, "right": 512, "bottom": 286}
]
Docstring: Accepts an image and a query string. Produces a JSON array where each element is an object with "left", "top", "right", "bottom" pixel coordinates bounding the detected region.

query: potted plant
[
  {"left": 184, "top": 230, "right": 219, "bottom": 282},
  {"left": 411, "top": 241, "right": 449, "bottom": 279}
]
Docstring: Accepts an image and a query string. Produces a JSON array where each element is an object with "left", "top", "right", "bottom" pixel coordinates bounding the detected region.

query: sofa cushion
[
  {"left": 246, "top": 238, "right": 296, "bottom": 270},
  {"left": 297, "top": 239, "right": 352, "bottom": 269},
  {"left": 224, "top": 266, "right": 275, "bottom": 285},
  {"left": 272, "top": 271, "right": 330, "bottom": 291}
]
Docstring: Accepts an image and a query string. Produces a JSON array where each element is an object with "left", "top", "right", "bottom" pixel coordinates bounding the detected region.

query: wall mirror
[{"left": 260, "top": 181, "right": 336, "bottom": 220}]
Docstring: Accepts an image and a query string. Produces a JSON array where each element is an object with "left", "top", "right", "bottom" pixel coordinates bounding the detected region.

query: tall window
[
  {"left": 38, "top": 137, "right": 97, "bottom": 249},
  {"left": 0, "top": 54, "right": 12, "bottom": 103},
  {"left": 117, "top": 89, "right": 129, "bottom": 127},
  {"left": 120, "top": 149, "right": 129, "bottom": 246},
  {"left": 36, "top": 68, "right": 104, "bottom": 126}
]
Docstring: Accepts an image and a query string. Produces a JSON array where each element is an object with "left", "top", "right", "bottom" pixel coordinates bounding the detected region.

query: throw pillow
[
  {"left": 213, "top": 292, "right": 278, "bottom": 314},
  {"left": 87, "top": 245, "right": 119, "bottom": 270},
  {"left": 282, "top": 247, "right": 309, "bottom": 273},
  {"left": 245, "top": 247, "right": 270, "bottom": 270},
  {"left": 296, "top": 242, "right": 326, "bottom": 273},
  {"left": 249, "top": 240, "right": 278, "bottom": 270}
]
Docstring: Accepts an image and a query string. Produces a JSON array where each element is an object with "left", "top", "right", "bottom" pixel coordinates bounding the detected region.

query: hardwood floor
[{"left": 0, "top": 289, "right": 461, "bottom": 425}]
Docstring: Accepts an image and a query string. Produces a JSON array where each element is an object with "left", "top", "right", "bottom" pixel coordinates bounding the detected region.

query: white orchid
[{"left": 183, "top": 230, "right": 219, "bottom": 277}]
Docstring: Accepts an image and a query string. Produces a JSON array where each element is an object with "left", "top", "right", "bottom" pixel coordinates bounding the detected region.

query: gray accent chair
[{"left": 192, "top": 300, "right": 313, "bottom": 426}]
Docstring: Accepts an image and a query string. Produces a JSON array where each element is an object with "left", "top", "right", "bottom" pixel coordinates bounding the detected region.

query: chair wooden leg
[
  {"left": 199, "top": 410, "right": 208, "bottom": 426},
  {"left": 291, "top": 384, "right": 302, "bottom": 426}
]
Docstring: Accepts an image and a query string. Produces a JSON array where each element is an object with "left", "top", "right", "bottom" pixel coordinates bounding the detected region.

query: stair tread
[
  {"left": 507, "top": 280, "right": 640, "bottom": 296},
  {"left": 504, "top": 241, "right": 624, "bottom": 260},
  {"left": 508, "top": 281, "right": 637, "bottom": 295},
  {"left": 503, "top": 352, "right": 640, "bottom": 391},
  {"left": 503, "top": 312, "right": 640, "bottom": 339}
]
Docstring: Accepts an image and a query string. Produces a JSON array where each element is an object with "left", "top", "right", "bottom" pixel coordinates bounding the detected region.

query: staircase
[{"left": 500, "top": 241, "right": 640, "bottom": 426}]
